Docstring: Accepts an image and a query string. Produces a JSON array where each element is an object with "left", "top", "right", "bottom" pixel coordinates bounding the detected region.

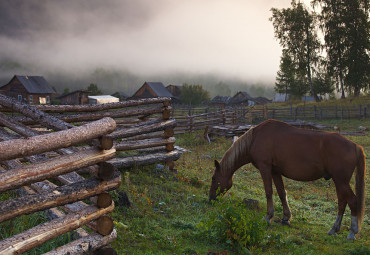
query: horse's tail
[{"left": 355, "top": 145, "right": 366, "bottom": 230}]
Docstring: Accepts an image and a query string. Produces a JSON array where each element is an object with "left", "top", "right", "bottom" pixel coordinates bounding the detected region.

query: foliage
[
  {"left": 179, "top": 83, "right": 210, "bottom": 106},
  {"left": 270, "top": 0, "right": 321, "bottom": 101},
  {"left": 87, "top": 83, "right": 103, "bottom": 95},
  {"left": 197, "top": 196, "right": 266, "bottom": 251}
]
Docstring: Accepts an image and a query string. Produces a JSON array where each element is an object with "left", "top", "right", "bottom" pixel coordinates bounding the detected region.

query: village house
[
  {"left": 57, "top": 90, "right": 91, "bottom": 105},
  {"left": 0, "top": 75, "right": 56, "bottom": 104},
  {"left": 88, "top": 95, "right": 119, "bottom": 104},
  {"left": 130, "top": 82, "right": 174, "bottom": 100},
  {"left": 210, "top": 96, "right": 232, "bottom": 108},
  {"left": 229, "top": 91, "right": 254, "bottom": 106}
]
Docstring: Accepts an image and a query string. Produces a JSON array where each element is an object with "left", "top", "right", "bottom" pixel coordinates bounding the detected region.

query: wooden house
[
  {"left": 57, "top": 90, "right": 91, "bottom": 105},
  {"left": 210, "top": 96, "right": 232, "bottom": 108},
  {"left": 130, "top": 82, "right": 174, "bottom": 99},
  {"left": 230, "top": 91, "right": 254, "bottom": 106},
  {"left": 88, "top": 95, "right": 119, "bottom": 104},
  {"left": 0, "top": 75, "right": 56, "bottom": 104},
  {"left": 111, "top": 91, "right": 129, "bottom": 101}
]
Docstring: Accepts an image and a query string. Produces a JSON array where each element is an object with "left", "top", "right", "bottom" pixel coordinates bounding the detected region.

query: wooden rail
[{"left": 0, "top": 95, "right": 181, "bottom": 254}]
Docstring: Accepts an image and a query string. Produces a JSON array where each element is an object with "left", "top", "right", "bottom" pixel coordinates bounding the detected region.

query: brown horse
[{"left": 209, "top": 119, "right": 366, "bottom": 240}]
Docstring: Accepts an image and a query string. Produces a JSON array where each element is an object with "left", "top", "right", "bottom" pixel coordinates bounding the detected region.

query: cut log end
[
  {"left": 97, "top": 193, "right": 113, "bottom": 209},
  {"left": 97, "top": 162, "right": 116, "bottom": 180},
  {"left": 163, "top": 128, "right": 174, "bottom": 138},
  {"left": 97, "top": 216, "right": 114, "bottom": 236},
  {"left": 99, "top": 136, "right": 114, "bottom": 150},
  {"left": 162, "top": 108, "right": 171, "bottom": 120}
]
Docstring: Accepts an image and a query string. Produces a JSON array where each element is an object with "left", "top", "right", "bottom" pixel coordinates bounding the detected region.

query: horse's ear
[{"left": 214, "top": 160, "right": 221, "bottom": 171}]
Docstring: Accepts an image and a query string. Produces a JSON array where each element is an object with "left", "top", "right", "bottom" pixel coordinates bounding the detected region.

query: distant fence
[{"left": 173, "top": 103, "right": 370, "bottom": 133}]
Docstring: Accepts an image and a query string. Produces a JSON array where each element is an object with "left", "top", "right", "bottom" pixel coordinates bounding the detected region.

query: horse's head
[{"left": 209, "top": 160, "right": 233, "bottom": 201}]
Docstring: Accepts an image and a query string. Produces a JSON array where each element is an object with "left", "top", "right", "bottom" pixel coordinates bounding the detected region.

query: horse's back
[{"left": 250, "top": 120, "right": 357, "bottom": 181}]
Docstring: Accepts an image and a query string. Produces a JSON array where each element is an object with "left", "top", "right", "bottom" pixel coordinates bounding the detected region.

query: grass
[
  {"left": 1, "top": 118, "right": 369, "bottom": 254},
  {"left": 110, "top": 120, "right": 370, "bottom": 254}
]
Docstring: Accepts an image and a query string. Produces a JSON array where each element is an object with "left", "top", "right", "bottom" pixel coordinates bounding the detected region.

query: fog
[{"left": 0, "top": 0, "right": 310, "bottom": 97}]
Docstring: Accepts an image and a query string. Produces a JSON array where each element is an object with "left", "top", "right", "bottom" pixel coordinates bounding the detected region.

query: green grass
[
  {"left": 1, "top": 119, "right": 369, "bottom": 254},
  {"left": 110, "top": 124, "right": 370, "bottom": 254}
]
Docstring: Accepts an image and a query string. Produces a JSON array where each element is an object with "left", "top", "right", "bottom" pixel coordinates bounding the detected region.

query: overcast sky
[{"left": 0, "top": 0, "right": 312, "bottom": 85}]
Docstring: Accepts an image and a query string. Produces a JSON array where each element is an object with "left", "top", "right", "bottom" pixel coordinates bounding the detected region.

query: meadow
[{"left": 110, "top": 118, "right": 369, "bottom": 254}]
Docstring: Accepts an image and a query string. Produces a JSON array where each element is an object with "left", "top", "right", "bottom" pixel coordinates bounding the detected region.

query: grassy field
[
  {"left": 111, "top": 119, "right": 370, "bottom": 254},
  {"left": 0, "top": 118, "right": 368, "bottom": 254}
]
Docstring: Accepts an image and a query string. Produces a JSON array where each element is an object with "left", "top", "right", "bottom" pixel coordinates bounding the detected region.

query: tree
[
  {"left": 179, "top": 83, "right": 210, "bottom": 106},
  {"left": 87, "top": 83, "right": 102, "bottom": 95},
  {"left": 313, "top": 0, "right": 369, "bottom": 97},
  {"left": 271, "top": 0, "right": 322, "bottom": 101}
]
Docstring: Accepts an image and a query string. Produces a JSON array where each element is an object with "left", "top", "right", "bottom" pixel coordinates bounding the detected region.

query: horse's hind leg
[
  {"left": 332, "top": 180, "right": 358, "bottom": 240},
  {"left": 328, "top": 183, "right": 347, "bottom": 235},
  {"left": 272, "top": 173, "right": 291, "bottom": 225}
]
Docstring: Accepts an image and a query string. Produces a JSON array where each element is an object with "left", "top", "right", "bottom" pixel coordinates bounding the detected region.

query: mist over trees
[{"left": 271, "top": 0, "right": 369, "bottom": 99}]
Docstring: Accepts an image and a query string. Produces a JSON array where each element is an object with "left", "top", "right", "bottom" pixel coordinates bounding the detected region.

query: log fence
[
  {"left": 0, "top": 95, "right": 181, "bottom": 254},
  {"left": 172, "top": 103, "right": 370, "bottom": 134}
]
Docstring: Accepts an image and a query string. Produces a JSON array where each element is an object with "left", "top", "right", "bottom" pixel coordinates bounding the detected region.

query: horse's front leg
[
  {"left": 272, "top": 173, "right": 291, "bottom": 225},
  {"left": 259, "top": 167, "right": 274, "bottom": 224}
]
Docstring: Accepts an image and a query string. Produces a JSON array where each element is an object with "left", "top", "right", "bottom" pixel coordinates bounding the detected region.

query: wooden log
[
  {"left": 108, "top": 119, "right": 176, "bottom": 139},
  {"left": 162, "top": 107, "right": 171, "bottom": 120},
  {"left": 96, "top": 192, "right": 113, "bottom": 208},
  {"left": 115, "top": 137, "right": 176, "bottom": 151},
  {"left": 43, "top": 230, "right": 117, "bottom": 255},
  {"left": 166, "top": 143, "right": 174, "bottom": 152},
  {"left": 123, "top": 131, "right": 165, "bottom": 141},
  {"left": 96, "top": 216, "right": 114, "bottom": 236},
  {"left": 108, "top": 150, "right": 181, "bottom": 169},
  {"left": 0, "top": 112, "right": 40, "bottom": 137},
  {"left": 0, "top": 203, "right": 115, "bottom": 255},
  {"left": 0, "top": 94, "right": 73, "bottom": 131},
  {"left": 0, "top": 148, "right": 116, "bottom": 192},
  {"left": 34, "top": 97, "right": 171, "bottom": 112},
  {"left": 164, "top": 128, "right": 174, "bottom": 138},
  {"left": 0, "top": 171, "right": 121, "bottom": 223},
  {"left": 0, "top": 117, "right": 116, "bottom": 161}
]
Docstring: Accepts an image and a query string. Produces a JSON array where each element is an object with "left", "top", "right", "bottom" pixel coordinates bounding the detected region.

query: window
[
  {"left": 39, "top": 97, "right": 46, "bottom": 104},
  {"left": 29, "top": 95, "right": 33, "bottom": 104},
  {"left": 18, "top": 95, "right": 22, "bottom": 101},
  {"left": 46, "top": 96, "right": 50, "bottom": 104}
]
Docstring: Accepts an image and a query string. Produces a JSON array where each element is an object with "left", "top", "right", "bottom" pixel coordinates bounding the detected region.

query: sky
[{"left": 0, "top": 0, "right": 313, "bottom": 88}]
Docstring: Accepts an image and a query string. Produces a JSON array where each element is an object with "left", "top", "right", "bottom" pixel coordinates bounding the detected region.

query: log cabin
[{"left": 0, "top": 75, "right": 56, "bottom": 105}]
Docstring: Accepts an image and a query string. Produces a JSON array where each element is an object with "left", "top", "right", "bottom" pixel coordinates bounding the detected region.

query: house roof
[
  {"left": 13, "top": 75, "right": 55, "bottom": 94},
  {"left": 251, "top": 96, "right": 272, "bottom": 105},
  {"left": 230, "top": 91, "right": 253, "bottom": 104},
  {"left": 57, "top": 90, "right": 90, "bottom": 99},
  {"left": 88, "top": 95, "right": 118, "bottom": 100},
  {"left": 146, "top": 82, "right": 173, "bottom": 97},
  {"left": 210, "top": 96, "right": 232, "bottom": 105}
]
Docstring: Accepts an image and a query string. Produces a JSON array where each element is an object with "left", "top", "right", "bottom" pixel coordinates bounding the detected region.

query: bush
[{"left": 197, "top": 196, "right": 266, "bottom": 251}]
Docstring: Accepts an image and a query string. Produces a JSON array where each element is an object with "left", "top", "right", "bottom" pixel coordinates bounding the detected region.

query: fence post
[
  {"left": 320, "top": 109, "right": 323, "bottom": 120},
  {"left": 359, "top": 105, "right": 362, "bottom": 118},
  {"left": 188, "top": 116, "right": 193, "bottom": 133},
  {"left": 341, "top": 107, "right": 344, "bottom": 120},
  {"left": 233, "top": 108, "right": 237, "bottom": 124},
  {"left": 314, "top": 105, "right": 317, "bottom": 119},
  {"left": 263, "top": 105, "right": 267, "bottom": 119},
  {"left": 294, "top": 107, "right": 298, "bottom": 121},
  {"left": 364, "top": 107, "right": 367, "bottom": 118},
  {"left": 290, "top": 104, "right": 293, "bottom": 119},
  {"left": 222, "top": 110, "right": 226, "bottom": 125},
  {"left": 248, "top": 111, "right": 253, "bottom": 123}
]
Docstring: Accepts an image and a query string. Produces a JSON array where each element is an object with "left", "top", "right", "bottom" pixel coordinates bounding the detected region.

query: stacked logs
[
  {"left": 0, "top": 95, "right": 120, "bottom": 254},
  {"left": 0, "top": 96, "right": 181, "bottom": 172}
]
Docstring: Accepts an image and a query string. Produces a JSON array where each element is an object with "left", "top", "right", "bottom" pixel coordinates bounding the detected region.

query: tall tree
[
  {"left": 312, "top": 0, "right": 347, "bottom": 98},
  {"left": 180, "top": 84, "right": 210, "bottom": 106},
  {"left": 271, "top": 0, "right": 322, "bottom": 101},
  {"left": 87, "top": 83, "right": 102, "bottom": 95},
  {"left": 313, "top": 0, "right": 369, "bottom": 97},
  {"left": 342, "top": 0, "right": 369, "bottom": 96}
]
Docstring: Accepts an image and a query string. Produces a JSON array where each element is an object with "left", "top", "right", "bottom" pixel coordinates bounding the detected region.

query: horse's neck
[{"left": 220, "top": 135, "right": 250, "bottom": 177}]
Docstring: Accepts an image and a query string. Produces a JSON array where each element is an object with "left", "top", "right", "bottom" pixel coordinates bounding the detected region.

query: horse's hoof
[
  {"left": 281, "top": 220, "right": 290, "bottom": 226},
  {"left": 347, "top": 232, "right": 356, "bottom": 240},
  {"left": 328, "top": 229, "right": 336, "bottom": 235}
]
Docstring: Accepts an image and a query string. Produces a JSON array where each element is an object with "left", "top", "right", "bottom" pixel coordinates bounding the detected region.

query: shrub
[{"left": 197, "top": 196, "right": 266, "bottom": 251}]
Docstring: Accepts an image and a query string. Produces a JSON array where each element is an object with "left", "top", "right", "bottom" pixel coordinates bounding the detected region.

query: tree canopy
[{"left": 179, "top": 84, "right": 210, "bottom": 106}]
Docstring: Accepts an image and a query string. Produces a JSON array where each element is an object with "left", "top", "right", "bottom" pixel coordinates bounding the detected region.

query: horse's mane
[{"left": 220, "top": 127, "right": 254, "bottom": 175}]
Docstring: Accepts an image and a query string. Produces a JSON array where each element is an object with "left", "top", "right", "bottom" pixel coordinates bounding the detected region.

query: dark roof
[
  {"left": 112, "top": 91, "right": 129, "bottom": 98},
  {"left": 210, "top": 96, "right": 232, "bottom": 104},
  {"left": 230, "top": 91, "right": 253, "bottom": 104},
  {"left": 14, "top": 75, "right": 55, "bottom": 94},
  {"left": 146, "top": 82, "right": 173, "bottom": 97},
  {"left": 251, "top": 96, "right": 272, "bottom": 105},
  {"left": 57, "top": 90, "right": 90, "bottom": 99}
]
